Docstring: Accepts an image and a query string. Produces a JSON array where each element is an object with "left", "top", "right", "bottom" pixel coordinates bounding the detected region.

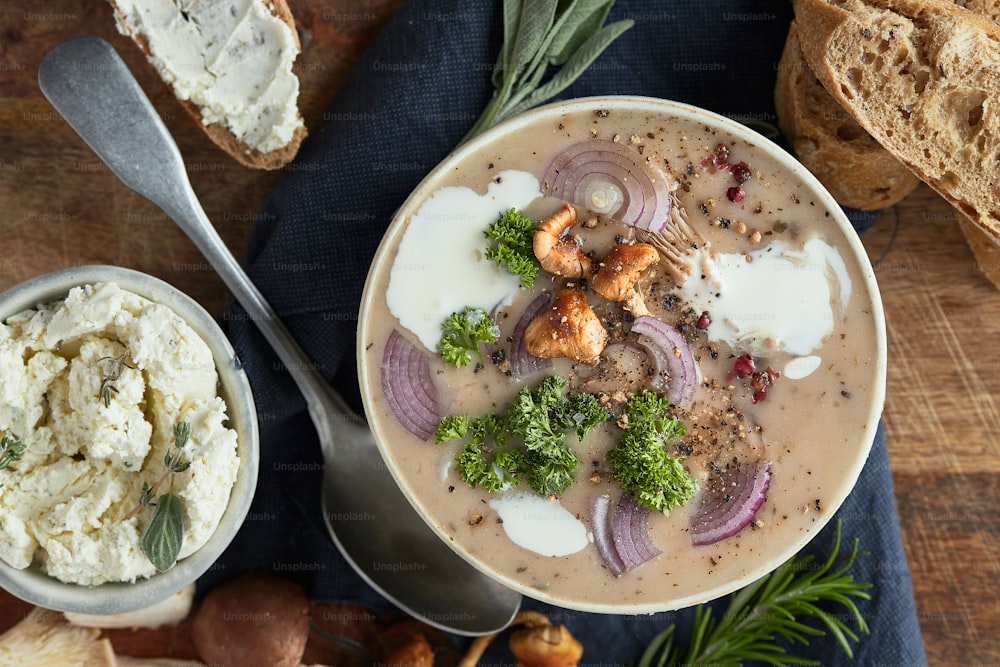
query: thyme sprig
[
  {"left": 637, "top": 521, "right": 871, "bottom": 667},
  {"left": 98, "top": 351, "right": 134, "bottom": 408},
  {"left": 460, "top": 0, "right": 633, "bottom": 144},
  {"left": 123, "top": 421, "right": 191, "bottom": 572},
  {"left": 0, "top": 435, "right": 26, "bottom": 471}
]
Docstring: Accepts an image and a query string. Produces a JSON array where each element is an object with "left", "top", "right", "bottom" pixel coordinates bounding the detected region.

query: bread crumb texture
[
  {"left": 775, "top": 22, "right": 919, "bottom": 209},
  {"left": 795, "top": 0, "right": 1000, "bottom": 236}
]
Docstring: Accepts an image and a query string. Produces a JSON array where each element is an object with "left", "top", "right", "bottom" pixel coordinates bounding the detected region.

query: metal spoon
[{"left": 37, "top": 35, "right": 521, "bottom": 636}]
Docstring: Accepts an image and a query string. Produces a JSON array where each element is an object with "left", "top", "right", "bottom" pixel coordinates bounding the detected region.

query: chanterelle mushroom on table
[
  {"left": 458, "top": 610, "right": 583, "bottom": 667},
  {"left": 523, "top": 287, "right": 609, "bottom": 364}
]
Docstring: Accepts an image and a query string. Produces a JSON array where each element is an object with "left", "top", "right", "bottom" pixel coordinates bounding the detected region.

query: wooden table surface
[{"left": 1, "top": 2, "right": 998, "bottom": 665}]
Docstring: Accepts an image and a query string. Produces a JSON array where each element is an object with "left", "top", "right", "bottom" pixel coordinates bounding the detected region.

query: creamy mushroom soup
[{"left": 358, "top": 98, "right": 884, "bottom": 612}]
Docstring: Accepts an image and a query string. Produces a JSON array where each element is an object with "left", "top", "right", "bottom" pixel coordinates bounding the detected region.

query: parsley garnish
[
  {"left": 435, "top": 375, "right": 609, "bottom": 497},
  {"left": 438, "top": 414, "right": 523, "bottom": 491},
  {"left": 438, "top": 306, "right": 501, "bottom": 368},
  {"left": 484, "top": 208, "right": 540, "bottom": 287},
  {"left": 607, "top": 391, "right": 697, "bottom": 514}
]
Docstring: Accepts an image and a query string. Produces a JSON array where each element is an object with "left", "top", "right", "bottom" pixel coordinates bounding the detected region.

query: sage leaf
[
  {"left": 462, "top": 0, "right": 632, "bottom": 144},
  {"left": 546, "top": 0, "right": 615, "bottom": 65},
  {"left": 141, "top": 492, "right": 184, "bottom": 572},
  {"left": 495, "top": 0, "right": 525, "bottom": 88},
  {"left": 510, "top": 18, "right": 634, "bottom": 117},
  {"left": 510, "top": 0, "right": 559, "bottom": 74}
]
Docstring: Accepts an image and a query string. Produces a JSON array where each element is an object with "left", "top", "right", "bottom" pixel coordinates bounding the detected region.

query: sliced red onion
[
  {"left": 622, "top": 492, "right": 660, "bottom": 562},
  {"left": 589, "top": 495, "right": 625, "bottom": 576},
  {"left": 542, "top": 140, "right": 672, "bottom": 233},
  {"left": 380, "top": 329, "right": 447, "bottom": 440},
  {"left": 590, "top": 492, "right": 661, "bottom": 575},
  {"left": 690, "top": 460, "right": 772, "bottom": 546},
  {"left": 508, "top": 292, "right": 554, "bottom": 381},
  {"left": 630, "top": 315, "right": 698, "bottom": 407}
]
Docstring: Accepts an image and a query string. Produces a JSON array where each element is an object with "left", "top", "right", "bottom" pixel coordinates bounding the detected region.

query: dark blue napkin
[{"left": 217, "top": 1, "right": 926, "bottom": 664}]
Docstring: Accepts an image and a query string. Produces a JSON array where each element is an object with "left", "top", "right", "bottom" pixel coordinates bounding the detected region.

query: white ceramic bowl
[
  {"left": 0, "top": 265, "right": 258, "bottom": 614},
  {"left": 359, "top": 96, "right": 887, "bottom": 613}
]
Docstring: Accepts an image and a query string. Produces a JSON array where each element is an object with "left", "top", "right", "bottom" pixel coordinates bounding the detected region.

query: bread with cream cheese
[{"left": 110, "top": 0, "right": 307, "bottom": 170}]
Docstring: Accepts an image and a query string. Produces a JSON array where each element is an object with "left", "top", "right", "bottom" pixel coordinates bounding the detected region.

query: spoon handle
[{"left": 38, "top": 36, "right": 334, "bottom": 415}]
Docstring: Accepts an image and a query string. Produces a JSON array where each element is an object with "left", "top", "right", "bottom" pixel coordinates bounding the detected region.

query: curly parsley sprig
[
  {"left": 484, "top": 207, "right": 540, "bottom": 287},
  {"left": 436, "top": 375, "right": 609, "bottom": 496},
  {"left": 438, "top": 306, "right": 501, "bottom": 368},
  {"left": 607, "top": 391, "right": 696, "bottom": 514},
  {"left": 637, "top": 521, "right": 871, "bottom": 667}
]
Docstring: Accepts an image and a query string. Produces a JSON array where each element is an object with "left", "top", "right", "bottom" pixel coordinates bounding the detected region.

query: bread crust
[
  {"left": 111, "top": 0, "right": 307, "bottom": 170},
  {"left": 775, "top": 23, "right": 920, "bottom": 209},
  {"left": 793, "top": 0, "right": 1000, "bottom": 240}
]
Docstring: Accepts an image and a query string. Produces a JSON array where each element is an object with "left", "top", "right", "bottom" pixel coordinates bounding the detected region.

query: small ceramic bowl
[{"left": 0, "top": 265, "right": 258, "bottom": 614}]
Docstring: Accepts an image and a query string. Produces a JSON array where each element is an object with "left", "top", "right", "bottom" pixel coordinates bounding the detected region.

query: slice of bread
[
  {"left": 110, "top": 0, "right": 307, "bottom": 170},
  {"left": 775, "top": 23, "right": 920, "bottom": 210},
  {"left": 792, "top": 0, "right": 1000, "bottom": 240}
]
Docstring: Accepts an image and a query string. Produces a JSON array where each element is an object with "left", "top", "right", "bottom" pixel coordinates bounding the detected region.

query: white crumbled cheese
[
  {"left": 0, "top": 283, "right": 239, "bottom": 585},
  {"left": 111, "top": 0, "right": 303, "bottom": 154}
]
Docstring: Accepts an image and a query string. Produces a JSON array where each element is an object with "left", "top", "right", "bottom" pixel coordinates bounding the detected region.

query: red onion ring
[
  {"left": 589, "top": 495, "right": 625, "bottom": 576},
  {"left": 690, "top": 460, "right": 772, "bottom": 546},
  {"left": 590, "top": 492, "right": 661, "bottom": 575},
  {"left": 508, "top": 292, "right": 554, "bottom": 381},
  {"left": 542, "top": 140, "right": 672, "bottom": 232},
  {"left": 630, "top": 315, "right": 698, "bottom": 407},
  {"left": 380, "top": 329, "right": 447, "bottom": 440}
]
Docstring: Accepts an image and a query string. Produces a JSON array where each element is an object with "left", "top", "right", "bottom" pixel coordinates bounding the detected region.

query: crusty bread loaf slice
[
  {"left": 954, "top": 0, "right": 1000, "bottom": 21},
  {"left": 793, "top": 0, "right": 1000, "bottom": 240},
  {"left": 775, "top": 22, "right": 920, "bottom": 210},
  {"left": 110, "top": 0, "right": 307, "bottom": 170}
]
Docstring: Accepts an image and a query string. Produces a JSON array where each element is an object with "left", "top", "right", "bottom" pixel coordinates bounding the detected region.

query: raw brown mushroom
[
  {"left": 523, "top": 287, "right": 609, "bottom": 364},
  {"left": 191, "top": 572, "right": 310, "bottom": 667},
  {"left": 591, "top": 242, "right": 659, "bottom": 316}
]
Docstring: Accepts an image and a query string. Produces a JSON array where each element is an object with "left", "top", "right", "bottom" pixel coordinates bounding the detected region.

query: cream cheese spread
[
  {"left": 112, "top": 0, "right": 303, "bottom": 154},
  {"left": 0, "top": 283, "right": 239, "bottom": 585}
]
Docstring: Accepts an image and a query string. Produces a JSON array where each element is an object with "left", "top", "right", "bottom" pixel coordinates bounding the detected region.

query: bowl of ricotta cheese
[
  {"left": 0, "top": 265, "right": 258, "bottom": 614},
  {"left": 357, "top": 96, "right": 887, "bottom": 613}
]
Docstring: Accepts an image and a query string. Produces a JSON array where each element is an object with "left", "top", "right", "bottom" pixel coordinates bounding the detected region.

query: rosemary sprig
[
  {"left": 460, "top": 0, "right": 633, "bottom": 144},
  {"left": 637, "top": 521, "right": 871, "bottom": 667},
  {"left": 123, "top": 421, "right": 192, "bottom": 572},
  {"left": 98, "top": 351, "right": 134, "bottom": 408},
  {"left": 0, "top": 434, "right": 26, "bottom": 471}
]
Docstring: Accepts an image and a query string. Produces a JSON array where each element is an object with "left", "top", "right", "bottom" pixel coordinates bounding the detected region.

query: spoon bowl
[{"left": 37, "top": 35, "right": 521, "bottom": 635}]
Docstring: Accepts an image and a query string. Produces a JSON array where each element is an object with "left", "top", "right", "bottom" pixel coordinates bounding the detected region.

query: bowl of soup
[{"left": 357, "top": 96, "right": 886, "bottom": 613}]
